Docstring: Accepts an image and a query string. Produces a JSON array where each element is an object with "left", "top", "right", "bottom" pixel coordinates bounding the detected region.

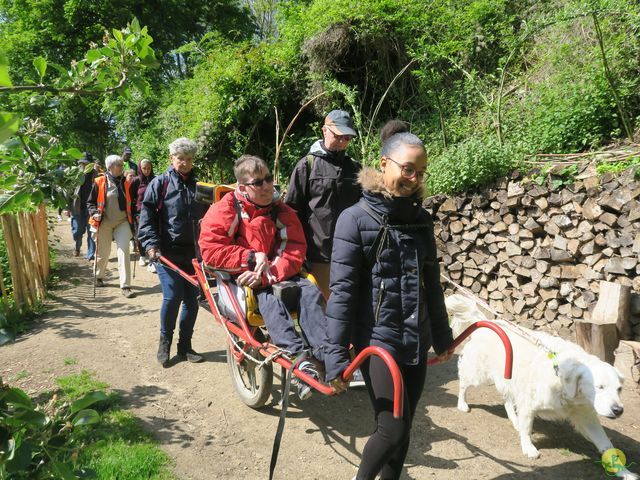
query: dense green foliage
[
  {"left": 0, "top": 371, "right": 173, "bottom": 479},
  {"left": 0, "top": 0, "right": 253, "bottom": 155},
  {"left": 3, "top": 0, "right": 640, "bottom": 191},
  {"left": 101, "top": 0, "right": 640, "bottom": 193}
]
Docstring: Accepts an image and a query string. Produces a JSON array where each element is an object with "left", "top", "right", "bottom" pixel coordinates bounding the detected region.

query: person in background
[
  {"left": 285, "top": 109, "right": 361, "bottom": 299},
  {"left": 285, "top": 109, "right": 365, "bottom": 387},
  {"left": 70, "top": 152, "right": 97, "bottom": 260},
  {"left": 325, "top": 120, "right": 454, "bottom": 480},
  {"left": 138, "top": 138, "right": 208, "bottom": 367},
  {"left": 122, "top": 146, "right": 137, "bottom": 175},
  {"left": 87, "top": 154, "right": 136, "bottom": 298},
  {"left": 129, "top": 159, "right": 155, "bottom": 269}
]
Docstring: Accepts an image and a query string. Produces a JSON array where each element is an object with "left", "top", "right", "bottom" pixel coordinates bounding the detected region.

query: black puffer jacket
[
  {"left": 285, "top": 140, "right": 361, "bottom": 263},
  {"left": 324, "top": 168, "right": 453, "bottom": 381},
  {"left": 138, "top": 167, "right": 208, "bottom": 269}
]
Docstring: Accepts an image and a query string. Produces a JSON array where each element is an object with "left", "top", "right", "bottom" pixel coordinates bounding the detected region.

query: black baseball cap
[{"left": 324, "top": 110, "right": 357, "bottom": 137}]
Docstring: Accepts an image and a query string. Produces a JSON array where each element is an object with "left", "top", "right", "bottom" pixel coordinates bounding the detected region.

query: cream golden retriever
[{"left": 447, "top": 294, "right": 639, "bottom": 480}]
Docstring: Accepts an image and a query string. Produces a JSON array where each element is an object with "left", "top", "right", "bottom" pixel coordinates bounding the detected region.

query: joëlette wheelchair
[{"left": 157, "top": 182, "right": 514, "bottom": 418}]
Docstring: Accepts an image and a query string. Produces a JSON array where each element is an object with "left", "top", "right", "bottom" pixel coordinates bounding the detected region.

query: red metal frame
[
  {"left": 156, "top": 257, "right": 513, "bottom": 419},
  {"left": 427, "top": 321, "right": 513, "bottom": 379}
]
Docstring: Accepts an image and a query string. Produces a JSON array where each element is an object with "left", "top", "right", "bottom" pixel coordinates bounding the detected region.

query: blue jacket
[
  {"left": 138, "top": 167, "right": 208, "bottom": 267},
  {"left": 324, "top": 168, "right": 453, "bottom": 381}
]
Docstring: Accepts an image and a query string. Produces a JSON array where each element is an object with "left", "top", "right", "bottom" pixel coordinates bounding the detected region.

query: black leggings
[{"left": 357, "top": 355, "right": 428, "bottom": 480}]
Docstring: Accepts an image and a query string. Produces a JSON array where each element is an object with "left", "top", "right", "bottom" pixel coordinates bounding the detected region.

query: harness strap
[{"left": 269, "top": 354, "right": 306, "bottom": 480}]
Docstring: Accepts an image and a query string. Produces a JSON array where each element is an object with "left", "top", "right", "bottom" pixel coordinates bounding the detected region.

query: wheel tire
[{"left": 226, "top": 338, "right": 273, "bottom": 409}]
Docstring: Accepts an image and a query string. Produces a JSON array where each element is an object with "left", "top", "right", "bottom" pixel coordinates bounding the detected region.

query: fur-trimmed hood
[{"left": 357, "top": 166, "right": 424, "bottom": 199}]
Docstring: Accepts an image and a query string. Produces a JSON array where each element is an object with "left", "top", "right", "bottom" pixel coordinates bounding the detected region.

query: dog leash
[{"left": 441, "top": 273, "right": 560, "bottom": 376}]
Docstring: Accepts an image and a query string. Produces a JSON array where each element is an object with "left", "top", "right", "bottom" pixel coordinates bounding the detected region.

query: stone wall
[{"left": 425, "top": 166, "right": 640, "bottom": 340}]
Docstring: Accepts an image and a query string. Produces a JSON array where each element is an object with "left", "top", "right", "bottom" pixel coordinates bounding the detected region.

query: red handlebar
[
  {"left": 427, "top": 320, "right": 513, "bottom": 379},
  {"left": 343, "top": 346, "right": 405, "bottom": 419}
]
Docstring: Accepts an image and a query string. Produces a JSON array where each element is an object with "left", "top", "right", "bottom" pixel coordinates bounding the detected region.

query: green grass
[
  {"left": 56, "top": 369, "right": 109, "bottom": 400},
  {"left": 11, "top": 369, "right": 30, "bottom": 381},
  {"left": 58, "top": 372, "right": 175, "bottom": 479},
  {"left": 73, "top": 410, "right": 174, "bottom": 480},
  {"left": 63, "top": 357, "right": 77, "bottom": 365}
]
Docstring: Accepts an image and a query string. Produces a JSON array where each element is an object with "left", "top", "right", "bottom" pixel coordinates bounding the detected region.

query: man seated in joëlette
[{"left": 198, "top": 155, "right": 326, "bottom": 400}]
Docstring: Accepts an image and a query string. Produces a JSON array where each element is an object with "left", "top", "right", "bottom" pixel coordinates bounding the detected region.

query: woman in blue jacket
[
  {"left": 138, "top": 138, "right": 209, "bottom": 367},
  {"left": 325, "top": 121, "right": 454, "bottom": 480}
]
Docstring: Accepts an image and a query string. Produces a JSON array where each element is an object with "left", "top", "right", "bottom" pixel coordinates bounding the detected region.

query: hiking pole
[
  {"left": 92, "top": 223, "right": 99, "bottom": 298},
  {"left": 132, "top": 237, "right": 137, "bottom": 279}
]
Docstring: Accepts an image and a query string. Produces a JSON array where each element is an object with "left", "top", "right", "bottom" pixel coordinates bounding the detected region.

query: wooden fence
[{"left": 0, "top": 204, "right": 50, "bottom": 313}]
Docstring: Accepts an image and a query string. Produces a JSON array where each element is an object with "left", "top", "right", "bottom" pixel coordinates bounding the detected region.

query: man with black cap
[
  {"left": 285, "top": 109, "right": 362, "bottom": 299},
  {"left": 123, "top": 146, "right": 137, "bottom": 175},
  {"left": 70, "top": 152, "right": 97, "bottom": 259}
]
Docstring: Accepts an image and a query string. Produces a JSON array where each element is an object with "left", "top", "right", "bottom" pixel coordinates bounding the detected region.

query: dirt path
[{"left": 2, "top": 221, "right": 639, "bottom": 479}]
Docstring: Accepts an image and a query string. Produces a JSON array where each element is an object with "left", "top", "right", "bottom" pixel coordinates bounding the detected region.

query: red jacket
[{"left": 199, "top": 191, "right": 307, "bottom": 285}]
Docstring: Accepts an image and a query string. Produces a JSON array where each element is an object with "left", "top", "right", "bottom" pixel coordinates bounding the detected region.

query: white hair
[
  {"left": 105, "top": 154, "right": 123, "bottom": 170},
  {"left": 169, "top": 138, "right": 197, "bottom": 156}
]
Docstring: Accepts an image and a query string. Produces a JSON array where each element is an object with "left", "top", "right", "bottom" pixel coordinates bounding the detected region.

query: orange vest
[{"left": 89, "top": 175, "right": 133, "bottom": 227}]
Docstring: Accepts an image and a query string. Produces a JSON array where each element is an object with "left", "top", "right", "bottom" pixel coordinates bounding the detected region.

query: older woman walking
[
  {"left": 87, "top": 154, "right": 135, "bottom": 298},
  {"left": 138, "top": 138, "right": 209, "bottom": 367}
]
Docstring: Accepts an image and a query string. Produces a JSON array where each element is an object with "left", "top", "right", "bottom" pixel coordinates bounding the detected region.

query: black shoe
[
  {"left": 96, "top": 278, "right": 105, "bottom": 287},
  {"left": 73, "top": 249, "right": 80, "bottom": 257},
  {"left": 296, "top": 360, "right": 320, "bottom": 401},
  {"left": 177, "top": 340, "right": 204, "bottom": 363},
  {"left": 121, "top": 287, "right": 135, "bottom": 298},
  {"left": 157, "top": 336, "right": 171, "bottom": 367}
]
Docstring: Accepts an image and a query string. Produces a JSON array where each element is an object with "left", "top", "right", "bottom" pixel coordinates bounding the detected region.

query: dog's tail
[{"left": 446, "top": 294, "right": 489, "bottom": 337}]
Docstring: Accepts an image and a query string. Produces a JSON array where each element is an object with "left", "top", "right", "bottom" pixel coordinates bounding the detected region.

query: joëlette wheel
[{"left": 226, "top": 338, "right": 273, "bottom": 409}]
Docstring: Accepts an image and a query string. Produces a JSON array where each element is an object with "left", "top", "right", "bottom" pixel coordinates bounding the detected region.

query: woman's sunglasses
[{"left": 243, "top": 174, "right": 274, "bottom": 187}]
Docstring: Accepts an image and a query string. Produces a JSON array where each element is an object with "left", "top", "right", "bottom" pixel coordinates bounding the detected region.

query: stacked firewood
[{"left": 425, "top": 165, "right": 640, "bottom": 340}]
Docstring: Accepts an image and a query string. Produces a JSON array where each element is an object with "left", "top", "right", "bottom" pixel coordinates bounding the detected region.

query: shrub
[{"left": 427, "top": 136, "right": 521, "bottom": 194}]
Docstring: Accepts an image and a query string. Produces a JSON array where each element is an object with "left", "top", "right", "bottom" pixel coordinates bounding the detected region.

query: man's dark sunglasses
[{"left": 243, "top": 174, "right": 274, "bottom": 187}]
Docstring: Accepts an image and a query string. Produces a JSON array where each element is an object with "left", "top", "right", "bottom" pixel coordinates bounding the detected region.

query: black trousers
[{"left": 357, "top": 354, "right": 428, "bottom": 480}]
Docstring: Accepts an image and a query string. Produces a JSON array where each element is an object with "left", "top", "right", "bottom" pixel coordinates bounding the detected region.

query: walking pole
[
  {"left": 132, "top": 238, "right": 137, "bottom": 279},
  {"left": 92, "top": 223, "right": 99, "bottom": 298}
]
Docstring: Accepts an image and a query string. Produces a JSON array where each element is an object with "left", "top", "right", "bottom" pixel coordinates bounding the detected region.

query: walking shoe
[
  {"left": 349, "top": 368, "right": 366, "bottom": 388},
  {"left": 121, "top": 287, "right": 135, "bottom": 298},
  {"left": 296, "top": 360, "right": 320, "bottom": 401},
  {"left": 147, "top": 263, "right": 157, "bottom": 273},
  {"left": 177, "top": 340, "right": 204, "bottom": 363},
  {"left": 138, "top": 257, "right": 147, "bottom": 266},
  {"left": 73, "top": 249, "right": 80, "bottom": 257},
  {"left": 95, "top": 278, "right": 105, "bottom": 287},
  {"left": 157, "top": 336, "right": 171, "bottom": 367}
]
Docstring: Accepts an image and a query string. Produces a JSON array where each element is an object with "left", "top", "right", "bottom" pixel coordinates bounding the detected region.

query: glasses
[
  {"left": 385, "top": 156, "right": 427, "bottom": 180},
  {"left": 243, "top": 174, "right": 274, "bottom": 187},
  {"left": 326, "top": 127, "right": 353, "bottom": 142}
]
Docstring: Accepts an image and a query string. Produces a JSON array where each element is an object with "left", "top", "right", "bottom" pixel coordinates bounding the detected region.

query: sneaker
[
  {"left": 296, "top": 360, "right": 320, "bottom": 401},
  {"left": 122, "top": 287, "right": 135, "bottom": 298},
  {"left": 147, "top": 263, "right": 156, "bottom": 273},
  {"left": 95, "top": 278, "right": 105, "bottom": 287},
  {"left": 349, "top": 368, "right": 366, "bottom": 388},
  {"left": 73, "top": 249, "right": 80, "bottom": 257},
  {"left": 138, "top": 257, "right": 147, "bottom": 266},
  {"left": 57, "top": 215, "right": 63, "bottom": 222}
]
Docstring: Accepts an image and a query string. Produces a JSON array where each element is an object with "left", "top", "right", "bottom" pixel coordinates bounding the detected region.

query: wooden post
[
  {"left": 575, "top": 281, "right": 629, "bottom": 365},
  {"left": 614, "top": 340, "right": 640, "bottom": 384},
  {"left": 35, "top": 204, "right": 50, "bottom": 279}
]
